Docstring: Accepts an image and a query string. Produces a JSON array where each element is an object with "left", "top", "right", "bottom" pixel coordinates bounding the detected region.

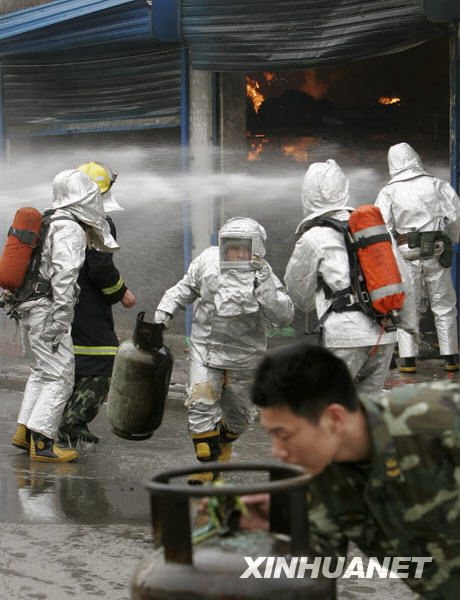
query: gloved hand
[
  {"left": 42, "top": 321, "right": 68, "bottom": 350},
  {"left": 251, "top": 255, "right": 271, "bottom": 287},
  {"left": 153, "top": 309, "right": 172, "bottom": 329}
]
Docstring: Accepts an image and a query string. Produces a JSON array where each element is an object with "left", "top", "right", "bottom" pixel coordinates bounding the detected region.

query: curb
[{"left": 0, "top": 367, "right": 188, "bottom": 410}]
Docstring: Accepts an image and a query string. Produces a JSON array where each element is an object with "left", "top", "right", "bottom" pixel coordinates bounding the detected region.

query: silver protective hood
[
  {"left": 102, "top": 189, "right": 124, "bottom": 213},
  {"left": 52, "top": 169, "right": 119, "bottom": 252},
  {"left": 296, "top": 159, "right": 355, "bottom": 235},
  {"left": 387, "top": 142, "right": 427, "bottom": 183},
  {"left": 218, "top": 217, "right": 266, "bottom": 270}
]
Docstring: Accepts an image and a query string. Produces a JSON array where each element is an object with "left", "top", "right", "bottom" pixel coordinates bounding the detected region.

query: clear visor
[
  {"left": 100, "top": 163, "right": 118, "bottom": 190},
  {"left": 220, "top": 236, "right": 254, "bottom": 270}
]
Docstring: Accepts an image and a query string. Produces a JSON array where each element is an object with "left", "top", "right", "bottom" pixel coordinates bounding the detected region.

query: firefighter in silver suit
[
  {"left": 12, "top": 169, "right": 118, "bottom": 462},
  {"left": 285, "top": 159, "right": 417, "bottom": 397},
  {"left": 376, "top": 142, "right": 460, "bottom": 373},
  {"left": 154, "top": 217, "right": 294, "bottom": 484}
]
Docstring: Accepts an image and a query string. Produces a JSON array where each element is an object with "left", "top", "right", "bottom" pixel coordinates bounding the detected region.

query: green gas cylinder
[{"left": 107, "top": 311, "right": 173, "bottom": 440}]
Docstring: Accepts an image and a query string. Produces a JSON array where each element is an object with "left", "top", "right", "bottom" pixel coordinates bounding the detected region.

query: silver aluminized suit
[
  {"left": 157, "top": 218, "right": 294, "bottom": 436},
  {"left": 375, "top": 143, "right": 460, "bottom": 358},
  {"left": 16, "top": 170, "right": 118, "bottom": 439},
  {"left": 285, "top": 159, "right": 417, "bottom": 397}
]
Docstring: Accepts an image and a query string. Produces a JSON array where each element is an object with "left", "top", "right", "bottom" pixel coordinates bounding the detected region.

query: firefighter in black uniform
[{"left": 58, "top": 162, "right": 136, "bottom": 445}]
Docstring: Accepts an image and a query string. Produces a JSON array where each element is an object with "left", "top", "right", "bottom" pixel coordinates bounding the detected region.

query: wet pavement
[{"left": 0, "top": 347, "right": 458, "bottom": 599}]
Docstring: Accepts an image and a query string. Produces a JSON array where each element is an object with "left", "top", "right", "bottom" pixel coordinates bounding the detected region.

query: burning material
[
  {"left": 246, "top": 77, "right": 265, "bottom": 113},
  {"left": 248, "top": 135, "right": 268, "bottom": 161},
  {"left": 379, "top": 96, "right": 401, "bottom": 105},
  {"left": 281, "top": 136, "right": 322, "bottom": 163},
  {"left": 247, "top": 134, "right": 322, "bottom": 164},
  {"left": 301, "top": 70, "right": 328, "bottom": 100}
]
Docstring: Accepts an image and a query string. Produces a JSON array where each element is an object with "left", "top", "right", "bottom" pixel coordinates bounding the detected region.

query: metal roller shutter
[
  {"left": 180, "top": 0, "right": 443, "bottom": 71},
  {"left": 2, "top": 42, "right": 182, "bottom": 136}
]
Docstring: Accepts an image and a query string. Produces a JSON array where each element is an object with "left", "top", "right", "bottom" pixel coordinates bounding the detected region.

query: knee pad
[
  {"left": 190, "top": 429, "right": 220, "bottom": 462},
  {"left": 219, "top": 419, "right": 239, "bottom": 444}
]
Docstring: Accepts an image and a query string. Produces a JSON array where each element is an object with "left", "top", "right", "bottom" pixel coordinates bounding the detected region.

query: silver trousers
[
  {"left": 17, "top": 303, "right": 74, "bottom": 439},
  {"left": 186, "top": 358, "right": 256, "bottom": 435},
  {"left": 397, "top": 257, "right": 458, "bottom": 357},
  {"left": 331, "top": 343, "right": 395, "bottom": 398}
]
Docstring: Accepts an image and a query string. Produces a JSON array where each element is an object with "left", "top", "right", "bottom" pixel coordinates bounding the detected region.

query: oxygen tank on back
[
  {"left": 107, "top": 312, "right": 173, "bottom": 440},
  {"left": 0, "top": 207, "right": 42, "bottom": 290},
  {"left": 349, "top": 204, "right": 405, "bottom": 324}
]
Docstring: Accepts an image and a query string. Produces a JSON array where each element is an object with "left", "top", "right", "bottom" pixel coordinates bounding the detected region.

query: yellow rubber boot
[
  {"left": 30, "top": 432, "right": 78, "bottom": 463},
  {"left": 12, "top": 424, "right": 31, "bottom": 452},
  {"left": 218, "top": 420, "right": 238, "bottom": 464},
  {"left": 218, "top": 442, "right": 232, "bottom": 462},
  {"left": 188, "top": 432, "right": 220, "bottom": 486},
  {"left": 187, "top": 471, "right": 215, "bottom": 485}
]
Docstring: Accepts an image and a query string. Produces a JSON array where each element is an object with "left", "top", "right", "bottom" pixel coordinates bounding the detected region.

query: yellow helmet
[{"left": 77, "top": 161, "right": 117, "bottom": 194}]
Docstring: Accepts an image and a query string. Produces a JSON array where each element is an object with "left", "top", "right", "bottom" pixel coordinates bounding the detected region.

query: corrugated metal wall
[
  {"left": 2, "top": 42, "right": 182, "bottom": 136},
  {"left": 181, "top": 0, "right": 443, "bottom": 71},
  {"left": 0, "top": 1, "right": 152, "bottom": 55}
]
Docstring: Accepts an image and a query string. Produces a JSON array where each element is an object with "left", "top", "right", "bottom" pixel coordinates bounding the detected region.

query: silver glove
[
  {"left": 42, "top": 321, "right": 68, "bottom": 350},
  {"left": 153, "top": 309, "right": 172, "bottom": 329},
  {"left": 251, "top": 255, "right": 271, "bottom": 286}
]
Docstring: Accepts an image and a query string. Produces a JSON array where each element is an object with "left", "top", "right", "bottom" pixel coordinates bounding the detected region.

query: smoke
[{"left": 0, "top": 136, "right": 452, "bottom": 343}]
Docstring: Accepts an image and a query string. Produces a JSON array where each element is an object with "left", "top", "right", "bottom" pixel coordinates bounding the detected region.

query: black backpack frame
[
  {"left": 296, "top": 215, "right": 395, "bottom": 331},
  {"left": 5, "top": 210, "right": 83, "bottom": 309}
]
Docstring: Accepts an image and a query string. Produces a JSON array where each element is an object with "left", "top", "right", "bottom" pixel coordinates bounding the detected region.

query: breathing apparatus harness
[
  {"left": 296, "top": 212, "right": 402, "bottom": 334},
  {"left": 0, "top": 210, "right": 85, "bottom": 319}
]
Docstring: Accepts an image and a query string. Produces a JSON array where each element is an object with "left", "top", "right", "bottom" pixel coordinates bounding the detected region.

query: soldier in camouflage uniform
[{"left": 250, "top": 342, "right": 460, "bottom": 599}]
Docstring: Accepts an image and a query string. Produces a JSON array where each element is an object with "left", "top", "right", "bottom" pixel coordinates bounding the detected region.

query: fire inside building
[{"left": 245, "top": 35, "right": 449, "bottom": 165}]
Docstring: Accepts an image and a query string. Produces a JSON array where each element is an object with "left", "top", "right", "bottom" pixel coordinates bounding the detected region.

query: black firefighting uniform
[{"left": 59, "top": 216, "right": 127, "bottom": 432}]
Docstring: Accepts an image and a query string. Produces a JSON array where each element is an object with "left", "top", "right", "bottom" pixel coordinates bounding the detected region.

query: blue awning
[
  {"left": 0, "top": 0, "right": 154, "bottom": 55},
  {"left": 0, "top": 0, "right": 137, "bottom": 39}
]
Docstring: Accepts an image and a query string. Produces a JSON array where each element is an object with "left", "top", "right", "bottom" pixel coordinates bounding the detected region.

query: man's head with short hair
[
  {"left": 252, "top": 342, "right": 358, "bottom": 422},
  {"left": 252, "top": 343, "right": 363, "bottom": 476}
]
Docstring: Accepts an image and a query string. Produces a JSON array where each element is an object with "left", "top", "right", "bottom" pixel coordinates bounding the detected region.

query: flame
[
  {"left": 248, "top": 137, "right": 268, "bottom": 161},
  {"left": 300, "top": 70, "right": 328, "bottom": 100},
  {"left": 281, "top": 137, "right": 322, "bottom": 163},
  {"left": 263, "top": 72, "right": 275, "bottom": 84},
  {"left": 247, "top": 135, "right": 321, "bottom": 163},
  {"left": 247, "top": 77, "right": 265, "bottom": 113},
  {"left": 379, "top": 96, "right": 401, "bottom": 105}
]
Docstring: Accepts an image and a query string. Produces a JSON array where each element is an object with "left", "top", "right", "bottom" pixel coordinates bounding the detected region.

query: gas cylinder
[
  {"left": 0, "top": 206, "right": 42, "bottom": 290},
  {"left": 131, "top": 462, "right": 336, "bottom": 599},
  {"left": 107, "top": 311, "right": 173, "bottom": 440},
  {"left": 349, "top": 204, "right": 405, "bottom": 320}
]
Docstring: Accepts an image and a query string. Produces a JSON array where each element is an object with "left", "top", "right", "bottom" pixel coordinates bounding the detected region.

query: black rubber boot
[
  {"left": 399, "top": 357, "right": 416, "bottom": 373},
  {"left": 74, "top": 424, "right": 99, "bottom": 444},
  {"left": 442, "top": 354, "right": 459, "bottom": 372},
  {"left": 58, "top": 424, "right": 99, "bottom": 445}
]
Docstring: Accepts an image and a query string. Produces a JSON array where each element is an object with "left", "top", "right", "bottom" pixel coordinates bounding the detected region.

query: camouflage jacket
[{"left": 307, "top": 380, "right": 460, "bottom": 599}]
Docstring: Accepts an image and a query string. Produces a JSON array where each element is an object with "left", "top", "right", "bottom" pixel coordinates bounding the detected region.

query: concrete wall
[
  {"left": 188, "top": 69, "right": 249, "bottom": 254},
  {"left": 189, "top": 68, "right": 214, "bottom": 258},
  {"left": 219, "top": 72, "right": 247, "bottom": 171}
]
